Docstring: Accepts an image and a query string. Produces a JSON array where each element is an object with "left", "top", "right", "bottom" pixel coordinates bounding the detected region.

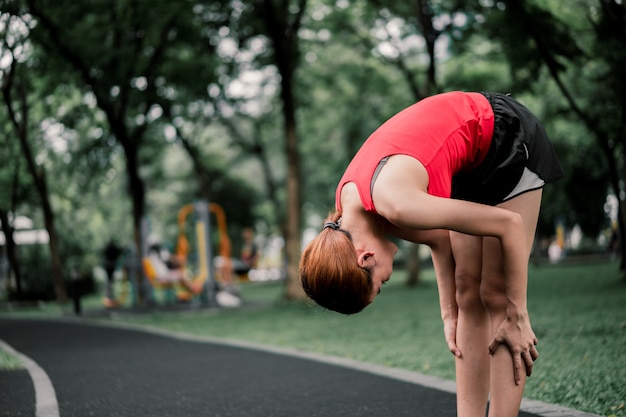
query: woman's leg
[
  {"left": 450, "top": 232, "right": 490, "bottom": 417},
  {"left": 480, "top": 189, "right": 542, "bottom": 417}
]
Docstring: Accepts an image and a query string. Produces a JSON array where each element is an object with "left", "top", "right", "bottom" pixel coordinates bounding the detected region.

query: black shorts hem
[
  {"left": 501, "top": 185, "right": 545, "bottom": 204},
  {"left": 451, "top": 92, "right": 563, "bottom": 206}
]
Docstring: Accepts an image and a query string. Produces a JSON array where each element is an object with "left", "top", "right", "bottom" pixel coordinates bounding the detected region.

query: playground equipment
[
  {"left": 176, "top": 202, "right": 234, "bottom": 286},
  {"left": 141, "top": 201, "right": 240, "bottom": 306}
]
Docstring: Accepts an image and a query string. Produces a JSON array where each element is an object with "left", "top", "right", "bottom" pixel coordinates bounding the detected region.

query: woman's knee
[
  {"left": 455, "top": 266, "right": 482, "bottom": 310},
  {"left": 479, "top": 278, "right": 507, "bottom": 314},
  {"left": 450, "top": 232, "right": 484, "bottom": 312}
]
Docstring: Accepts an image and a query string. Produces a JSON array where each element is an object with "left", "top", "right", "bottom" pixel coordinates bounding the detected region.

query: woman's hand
[
  {"left": 443, "top": 314, "right": 462, "bottom": 358},
  {"left": 383, "top": 224, "right": 462, "bottom": 359},
  {"left": 488, "top": 308, "right": 539, "bottom": 385}
]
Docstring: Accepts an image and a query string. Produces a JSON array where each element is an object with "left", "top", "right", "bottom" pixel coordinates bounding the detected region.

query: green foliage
[
  {"left": 298, "top": 27, "right": 415, "bottom": 216},
  {"left": 442, "top": 35, "right": 511, "bottom": 92},
  {"left": 560, "top": 138, "right": 610, "bottom": 236},
  {"left": 1, "top": 0, "right": 624, "bottom": 300},
  {"left": 459, "top": 0, "right": 584, "bottom": 90},
  {"left": 7, "top": 244, "right": 53, "bottom": 300},
  {"left": 4, "top": 242, "right": 96, "bottom": 301}
]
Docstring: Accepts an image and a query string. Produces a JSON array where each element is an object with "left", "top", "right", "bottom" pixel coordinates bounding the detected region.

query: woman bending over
[{"left": 299, "top": 92, "right": 563, "bottom": 417}]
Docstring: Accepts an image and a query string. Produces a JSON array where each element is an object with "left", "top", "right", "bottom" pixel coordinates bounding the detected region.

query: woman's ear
[{"left": 357, "top": 250, "right": 376, "bottom": 268}]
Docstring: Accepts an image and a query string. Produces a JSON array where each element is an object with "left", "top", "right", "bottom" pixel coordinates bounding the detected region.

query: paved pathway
[{"left": 0, "top": 318, "right": 600, "bottom": 417}]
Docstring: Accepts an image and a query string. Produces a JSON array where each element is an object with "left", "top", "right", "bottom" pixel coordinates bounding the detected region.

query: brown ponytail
[{"left": 299, "top": 211, "right": 372, "bottom": 314}]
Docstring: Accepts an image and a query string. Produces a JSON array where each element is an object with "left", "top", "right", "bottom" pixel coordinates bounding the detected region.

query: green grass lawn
[
  {"left": 2, "top": 260, "right": 625, "bottom": 416},
  {"left": 0, "top": 348, "right": 21, "bottom": 370}
]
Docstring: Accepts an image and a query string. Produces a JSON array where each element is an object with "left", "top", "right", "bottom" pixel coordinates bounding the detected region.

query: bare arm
[
  {"left": 385, "top": 226, "right": 460, "bottom": 357},
  {"left": 375, "top": 157, "right": 529, "bottom": 312}
]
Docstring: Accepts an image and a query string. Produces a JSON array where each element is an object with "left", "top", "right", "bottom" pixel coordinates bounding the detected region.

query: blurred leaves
[{"left": 1, "top": 0, "right": 625, "bottom": 296}]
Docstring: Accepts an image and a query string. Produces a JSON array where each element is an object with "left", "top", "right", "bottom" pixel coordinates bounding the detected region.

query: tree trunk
[
  {"left": 39, "top": 175, "right": 66, "bottom": 303},
  {"left": 279, "top": 57, "right": 305, "bottom": 300},
  {"left": 261, "top": 0, "right": 308, "bottom": 300},
  {"left": 0, "top": 209, "right": 22, "bottom": 297},
  {"left": 284, "top": 119, "right": 305, "bottom": 299},
  {"left": 405, "top": 244, "right": 421, "bottom": 287},
  {"left": 2, "top": 64, "right": 67, "bottom": 302},
  {"left": 175, "top": 128, "right": 213, "bottom": 199},
  {"left": 121, "top": 140, "right": 147, "bottom": 305},
  {"left": 619, "top": 145, "right": 626, "bottom": 274}
]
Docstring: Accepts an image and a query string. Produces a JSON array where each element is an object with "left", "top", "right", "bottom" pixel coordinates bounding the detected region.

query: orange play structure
[{"left": 142, "top": 203, "right": 234, "bottom": 302}]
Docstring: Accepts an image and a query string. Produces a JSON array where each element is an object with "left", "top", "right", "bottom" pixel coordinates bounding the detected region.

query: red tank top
[{"left": 336, "top": 92, "right": 494, "bottom": 213}]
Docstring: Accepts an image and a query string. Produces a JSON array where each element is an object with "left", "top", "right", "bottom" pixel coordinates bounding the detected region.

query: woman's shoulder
[
  {"left": 338, "top": 181, "right": 361, "bottom": 210},
  {"left": 378, "top": 155, "right": 429, "bottom": 189},
  {"left": 371, "top": 155, "right": 430, "bottom": 218}
]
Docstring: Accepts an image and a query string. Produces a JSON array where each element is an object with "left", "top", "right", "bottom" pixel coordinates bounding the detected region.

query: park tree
[
  {"left": 3, "top": 0, "right": 239, "bottom": 302},
  {"left": 3, "top": 0, "right": 626, "bottom": 305},
  {"left": 0, "top": 114, "right": 25, "bottom": 296},
  {"left": 0, "top": 13, "right": 68, "bottom": 302},
  {"left": 249, "top": 0, "right": 308, "bottom": 300},
  {"left": 468, "top": 0, "right": 626, "bottom": 270},
  {"left": 0, "top": 0, "right": 302, "bottom": 302},
  {"left": 0, "top": 23, "right": 26, "bottom": 294}
]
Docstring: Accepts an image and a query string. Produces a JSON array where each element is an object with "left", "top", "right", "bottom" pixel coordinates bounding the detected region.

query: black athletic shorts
[{"left": 451, "top": 92, "right": 564, "bottom": 206}]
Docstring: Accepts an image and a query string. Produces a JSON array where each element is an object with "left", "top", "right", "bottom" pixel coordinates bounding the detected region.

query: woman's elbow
[{"left": 497, "top": 211, "right": 525, "bottom": 241}]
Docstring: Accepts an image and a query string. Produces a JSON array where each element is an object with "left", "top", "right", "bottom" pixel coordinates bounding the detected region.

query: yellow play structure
[{"left": 141, "top": 202, "right": 234, "bottom": 303}]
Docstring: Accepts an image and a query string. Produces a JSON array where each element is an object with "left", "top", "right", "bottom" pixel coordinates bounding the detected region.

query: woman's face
[{"left": 369, "top": 238, "right": 398, "bottom": 301}]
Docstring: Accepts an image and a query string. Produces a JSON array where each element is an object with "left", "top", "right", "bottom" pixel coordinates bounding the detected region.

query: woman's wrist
[
  {"left": 440, "top": 304, "right": 458, "bottom": 321},
  {"left": 506, "top": 303, "right": 529, "bottom": 319}
]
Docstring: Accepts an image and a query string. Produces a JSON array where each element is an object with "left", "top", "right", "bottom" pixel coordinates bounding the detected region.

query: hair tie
[{"left": 323, "top": 221, "right": 340, "bottom": 231}]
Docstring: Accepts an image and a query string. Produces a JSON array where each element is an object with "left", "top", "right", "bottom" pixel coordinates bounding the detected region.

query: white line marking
[{"left": 0, "top": 339, "right": 60, "bottom": 417}]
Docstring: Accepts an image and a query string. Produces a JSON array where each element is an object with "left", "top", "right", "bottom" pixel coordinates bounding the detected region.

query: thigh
[
  {"left": 481, "top": 189, "right": 543, "bottom": 288},
  {"left": 499, "top": 189, "right": 543, "bottom": 256}
]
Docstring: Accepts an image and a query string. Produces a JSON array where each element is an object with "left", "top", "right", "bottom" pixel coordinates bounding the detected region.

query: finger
[
  {"left": 445, "top": 333, "right": 462, "bottom": 358},
  {"left": 522, "top": 351, "right": 534, "bottom": 377},
  {"left": 444, "top": 328, "right": 457, "bottom": 356},
  {"left": 513, "top": 354, "right": 523, "bottom": 385},
  {"left": 530, "top": 346, "right": 539, "bottom": 361},
  {"left": 448, "top": 343, "right": 462, "bottom": 358},
  {"left": 488, "top": 338, "right": 501, "bottom": 355}
]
